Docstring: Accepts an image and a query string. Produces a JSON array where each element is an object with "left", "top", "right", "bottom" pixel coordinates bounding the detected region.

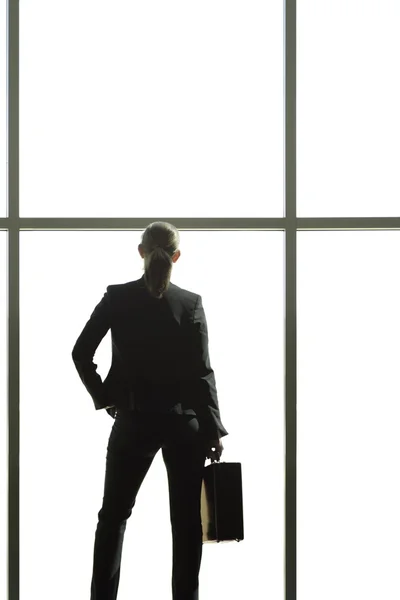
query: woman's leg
[
  {"left": 90, "top": 413, "right": 160, "bottom": 600},
  {"left": 161, "top": 416, "right": 208, "bottom": 600}
]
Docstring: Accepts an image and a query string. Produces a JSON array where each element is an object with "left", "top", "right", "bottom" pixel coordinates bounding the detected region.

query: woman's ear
[
  {"left": 172, "top": 250, "right": 181, "bottom": 263},
  {"left": 138, "top": 244, "right": 144, "bottom": 259}
]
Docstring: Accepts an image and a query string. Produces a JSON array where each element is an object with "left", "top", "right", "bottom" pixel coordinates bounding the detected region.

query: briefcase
[{"left": 200, "top": 461, "right": 244, "bottom": 543}]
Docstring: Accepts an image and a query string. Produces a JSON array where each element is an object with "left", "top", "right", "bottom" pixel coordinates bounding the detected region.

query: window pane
[
  {"left": 20, "top": 2, "right": 283, "bottom": 218},
  {"left": 0, "top": 232, "right": 7, "bottom": 599},
  {"left": 298, "top": 232, "right": 400, "bottom": 599},
  {"left": 298, "top": 1, "right": 400, "bottom": 217},
  {"left": 0, "top": 0, "right": 6, "bottom": 217},
  {"left": 20, "top": 230, "right": 284, "bottom": 600}
]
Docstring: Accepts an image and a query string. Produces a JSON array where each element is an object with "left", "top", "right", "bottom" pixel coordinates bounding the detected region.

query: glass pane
[
  {"left": 0, "top": 0, "right": 6, "bottom": 217},
  {"left": 298, "top": 232, "right": 400, "bottom": 599},
  {"left": 20, "top": 2, "right": 283, "bottom": 218},
  {"left": 0, "top": 232, "right": 7, "bottom": 599},
  {"left": 298, "top": 1, "right": 400, "bottom": 217},
  {"left": 20, "top": 230, "right": 284, "bottom": 600}
]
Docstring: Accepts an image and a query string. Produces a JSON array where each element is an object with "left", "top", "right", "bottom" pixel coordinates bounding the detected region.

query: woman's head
[{"left": 138, "top": 221, "right": 181, "bottom": 299}]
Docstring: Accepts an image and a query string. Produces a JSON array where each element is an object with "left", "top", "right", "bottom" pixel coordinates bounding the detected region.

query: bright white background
[
  {"left": 298, "top": 232, "right": 400, "bottom": 599},
  {"left": 0, "top": 233, "right": 6, "bottom": 600},
  {"left": 298, "top": 0, "right": 400, "bottom": 217},
  {"left": 19, "top": 230, "right": 285, "bottom": 600},
  {"left": 19, "top": 0, "right": 283, "bottom": 218}
]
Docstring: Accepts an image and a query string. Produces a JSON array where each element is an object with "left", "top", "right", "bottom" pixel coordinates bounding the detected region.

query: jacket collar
[{"left": 136, "top": 273, "right": 175, "bottom": 293}]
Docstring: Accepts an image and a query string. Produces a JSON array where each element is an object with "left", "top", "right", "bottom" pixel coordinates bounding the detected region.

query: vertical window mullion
[
  {"left": 285, "top": 0, "right": 297, "bottom": 599},
  {"left": 7, "top": 0, "right": 20, "bottom": 599}
]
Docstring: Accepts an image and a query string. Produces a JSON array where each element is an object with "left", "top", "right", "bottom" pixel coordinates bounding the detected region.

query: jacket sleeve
[
  {"left": 71, "top": 289, "right": 112, "bottom": 410},
  {"left": 189, "top": 295, "right": 229, "bottom": 439}
]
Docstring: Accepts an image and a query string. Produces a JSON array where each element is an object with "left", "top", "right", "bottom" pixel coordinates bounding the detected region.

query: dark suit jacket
[{"left": 71, "top": 274, "right": 228, "bottom": 439}]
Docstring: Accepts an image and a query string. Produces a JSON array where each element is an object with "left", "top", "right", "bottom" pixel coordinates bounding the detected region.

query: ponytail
[{"left": 140, "top": 222, "right": 180, "bottom": 299}]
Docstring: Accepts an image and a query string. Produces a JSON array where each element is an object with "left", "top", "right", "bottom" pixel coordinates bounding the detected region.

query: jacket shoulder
[{"left": 167, "top": 281, "right": 200, "bottom": 303}]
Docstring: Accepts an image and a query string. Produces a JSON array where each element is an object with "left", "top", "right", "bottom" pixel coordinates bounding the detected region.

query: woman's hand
[
  {"left": 205, "top": 438, "right": 224, "bottom": 462},
  {"left": 105, "top": 406, "right": 117, "bottom": 418}
]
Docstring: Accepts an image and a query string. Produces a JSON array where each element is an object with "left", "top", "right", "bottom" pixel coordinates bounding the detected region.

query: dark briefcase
[{"left": 200, "top": 461, "right": 244, "bottom": 543}]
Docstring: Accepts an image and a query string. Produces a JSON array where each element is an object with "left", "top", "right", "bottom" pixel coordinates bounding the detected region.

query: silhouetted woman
[{"left": 72, "top": 220, "right": 229, "bottom": 600}]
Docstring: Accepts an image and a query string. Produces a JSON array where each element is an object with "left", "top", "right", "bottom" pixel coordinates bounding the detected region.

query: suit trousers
[{"left": 90, "top": 408, "right": 208, "bottom": 600}]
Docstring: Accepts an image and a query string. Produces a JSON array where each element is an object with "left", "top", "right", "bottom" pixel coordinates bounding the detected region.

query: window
[
  {"left": 20, "top": 1, "right": 283, "bottom": 218},
  {"left": 20, "top": 230, "right": 285, "bottom": 599}
]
